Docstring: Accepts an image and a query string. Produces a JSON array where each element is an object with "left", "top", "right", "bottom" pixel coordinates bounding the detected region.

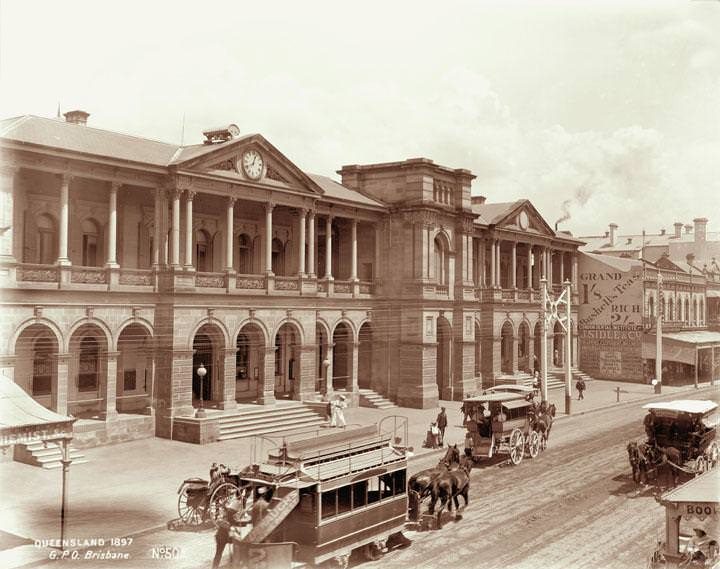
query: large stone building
[{"left": 0, "top": 111, "right": 581, "bottom": 446}]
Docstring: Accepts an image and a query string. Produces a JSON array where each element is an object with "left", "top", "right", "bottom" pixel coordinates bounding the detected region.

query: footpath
[{"left": 0, "top": 378, "right": 717, "bottom": 569}]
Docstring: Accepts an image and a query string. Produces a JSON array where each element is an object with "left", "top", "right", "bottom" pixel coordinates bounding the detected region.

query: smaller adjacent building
[{"left": 578, "top": 251, "right": 720, "bottom": 385}]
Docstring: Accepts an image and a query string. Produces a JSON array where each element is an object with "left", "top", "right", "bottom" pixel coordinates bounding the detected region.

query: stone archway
[
  {"left": 116, "top": 324, "right": 153, "bottom": 414},
  {"left": 192, "top": 323, "right": 225, "bottom": 408},
  {"left": 274, "top": 323, "right": 300, "bottom": 399},
  {"left": 69, "top": 323, "right": 109, "bottom": 418},
  {"left": 13, "top": 324, "right": 60, "bottom": 411},
  {"left": 236, "top": 323, "right": 265, "bottom": 402},
  {"left": 358, "top": 322, "right": 373, "bottom": 390},
  {"left": 500, "top": 321, "right": 514, "bottom": 374},
  {"left": 518, "top": 321, "right": 530, "bottom": 372},
  {"left": 436, "top": 317, "right": 452, "bottom": 397},
  {"left": 332, "top": 322, "right": 353, "bottom": 391}
]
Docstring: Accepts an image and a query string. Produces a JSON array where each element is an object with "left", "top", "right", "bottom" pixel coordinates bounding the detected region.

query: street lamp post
[{"left": 195, "top": 363, "right": 207, "bottom": 418}]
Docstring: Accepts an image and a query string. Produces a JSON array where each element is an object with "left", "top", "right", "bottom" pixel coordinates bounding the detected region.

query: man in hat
[
  {"left": 251, "top": 487, "right": 271, "bottom": 527},
  {"left": 436, "top": 407, "right": 448, "bottom": 445},
  {"left": 212, "top": 494, "right": 243, "bottom": 569}
]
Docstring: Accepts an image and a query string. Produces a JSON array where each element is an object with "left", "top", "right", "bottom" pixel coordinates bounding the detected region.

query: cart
[
  {"left": 462, "top": 392, "right": 544, "bottom": 466},
  {"left": 176, "top": 464, "right": 242, "bottom": 527},
  {"left": 228, "top": 417, "right": 411, "bottom": 569}
]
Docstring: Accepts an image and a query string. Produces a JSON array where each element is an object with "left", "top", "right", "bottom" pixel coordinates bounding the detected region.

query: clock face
[
  {"left": 519, "top": 211, "right": 529, "bottom": 230},
  {"left": 241, "top": 150, "right": 264, "bottom": 180}
]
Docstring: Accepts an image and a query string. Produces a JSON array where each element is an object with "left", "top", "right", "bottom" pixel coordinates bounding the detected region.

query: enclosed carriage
[
  {"left": 228, "top": 419, "right": 410, "bottom": 569},
  {"left": 643, "top": 400, "right": 719, "bottom": 474},
  {"left": 462, "top": 393, "right": 544, "bottom": 465}
]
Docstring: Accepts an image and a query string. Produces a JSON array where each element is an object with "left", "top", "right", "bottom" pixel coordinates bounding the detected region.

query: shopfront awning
[
  {"left": 642, "top": 331, "right": 720, "bottom": 364},
  {"left": 0, "top": 373, "right": 75, "bottom": 447}
]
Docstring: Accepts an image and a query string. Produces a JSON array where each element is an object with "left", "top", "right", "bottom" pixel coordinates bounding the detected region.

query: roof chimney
[
  {"left": 693, "top": 217, "right": 708, "bottom": 243},
  {"left": 685, "top": 224, "right": 693, "bottom": 234},
  {"left": 471, "top": 195, "right": 487, "bottom": 206},
  {"left": 659, "top": 228, "right": 666, "bottom": 236},
  {"left": 673, "top": 222, "right": 683, "bottom": 238},
  {"left": 63, "top": 110, "right": 90, "bottom": 125},
  {"left": 609, "top": 223, "right": 618, "bottom": 247}
]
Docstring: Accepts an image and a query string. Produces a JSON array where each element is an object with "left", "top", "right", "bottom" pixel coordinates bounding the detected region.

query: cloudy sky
[{"left": 1, "top": 0, "right": 718, "bottom": 236}]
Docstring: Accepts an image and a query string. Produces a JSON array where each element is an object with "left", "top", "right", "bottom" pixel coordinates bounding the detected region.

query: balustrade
[
  {"left": 71, "top": 266, "right": 107, "bottom": 284},
  {"left": 119, "top": 268, "right": 153, "bottom": 286},
  {"left": 236, "top": 274, "right": 266, "bottom": 290},
  {"left": 275, "top": 276, "right": 300, "bottom": 291},
  {"left": 334, "top": 280, "right": 353, "bottom": 294},
  {"left": 195, "top": 272, "right": 225, "bottom": 288},
  {"left": 17, "top": 264, "right": 58, "bottom": 282}
]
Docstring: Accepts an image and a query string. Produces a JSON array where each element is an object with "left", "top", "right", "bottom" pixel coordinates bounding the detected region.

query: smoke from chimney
[{"left": 554, "top": 175, "right": 596, "bottom": 231}]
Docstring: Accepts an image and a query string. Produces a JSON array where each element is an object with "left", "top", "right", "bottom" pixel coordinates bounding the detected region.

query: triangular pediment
[
  {"left": 171, "top": 134, "right": 324, "bottom": 195},
  {"left": 496, "top": 200, "right": 555, "bottom": 237}
]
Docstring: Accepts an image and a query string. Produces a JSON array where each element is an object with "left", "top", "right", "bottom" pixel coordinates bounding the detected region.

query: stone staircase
[
  {"left": 217, "top": 402, "right": 326, "bottom": 441},
  {"left": 14, "top": 442, "right": 88, "bottom": 469},
  {"left": 547, "top": 367, "right": 596, "bottom": 385},
  {"left": 495, "top": 371, "right": 565, "bottom": 390},
  {"left": 358, "top": 389, "right": 397, "bottom": 410}
]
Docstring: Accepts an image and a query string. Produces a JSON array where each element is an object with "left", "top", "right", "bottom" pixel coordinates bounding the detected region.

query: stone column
[
  {"left": 220, "top": 348, "right": 238, "bottom": 410},
  {"left": 57, "top": 174, "right": 72, "bottom": 266},
  {"left": 298, "top": 208, "right": 306, "bottom": 276},
  {"left": 351, "top": 218, "right": 358, "bottom": 281},
  {"left": 559, "top": 251, "right": 565, "bottom": 284},
  {"left": 55, "top": 353, "right": 71, "bottom": 415},
  {"left": 0, "top": 166, "right": 17, "bottom": 262},
  {"left": 265, "top": 203, "right": 274, "bottom": 274},
  {"left": 171, "top": 189, "right": 181, "bottom": 268},
  {"left": 105, "top": 182, "right": 120, "bottom": 268},
  {"left": 152, "top": 187, "right": 162, "bottom": 268},
  {"left": 307, "top": 211, "right": 316, "bottom": 276},
  {"left": 547, "top": 249, "right": 553, "bottom": 284},
  {"left": 495, "top": 240, "right": 502, "bottom": 287},
  {"left": 325, "top": 215, "right": 333, "bottom": 279},
  {"left": 511, "top": 241, "right": 517, "bottom": 288},
  {"left": 351, "top": 341, "right": 360, "bottom": 393},
  {"left": 104, "top": 351, "right": 120, "bottom": 420},
  {"left": 184, "top": 191, "right": 195, "bottom": 269},
  {"left": 479, "top": 239, "right": 486, "bottom": 287},
  {"left": 572, "top": 253, "right": 578, "bottom": 291},
  {"left": 490, "top": 239, "right": 496, "bottom": 288},
  {"left": 225, "top": 197, "right": 235, "bottom": 271},
  {"left": 526, "top": 244, "right": 533, "bottom": 289},
  {"left": 260, "top": 346, "right": 277, "bottom": 405},
  {"left": 374, "top": 224, "right": 381, "bottom": 281},
  {"left": 325, "top": 344, "right": 335, "bottom": 395}
]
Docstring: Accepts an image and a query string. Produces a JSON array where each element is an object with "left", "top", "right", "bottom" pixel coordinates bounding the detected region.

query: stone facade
[{"left": 0, "top": 114, "right": 582, "bottom": 445}]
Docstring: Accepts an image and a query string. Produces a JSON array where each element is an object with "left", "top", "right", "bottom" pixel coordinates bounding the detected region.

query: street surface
[{"left": 7, "top": 387, "right": 716, "bottom": 569}]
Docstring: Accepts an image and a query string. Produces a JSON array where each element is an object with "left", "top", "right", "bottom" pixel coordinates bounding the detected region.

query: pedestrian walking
[
  {"left": 329, "top": 394, "right": 347, "bottom": 427},
  {"left": 575, "top": 378, "right": 586, "bottom": 400},
  {"left": 426, "top": 421, "right": 440, "bottom": 449},
  {"left": 436, "top": 406, "right": 448, "bottom": 445}
]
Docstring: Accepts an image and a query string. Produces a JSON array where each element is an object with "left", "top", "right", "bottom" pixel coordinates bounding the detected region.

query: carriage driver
[{"left": 643, "top": 410, "right": 656, "bottom": 444}]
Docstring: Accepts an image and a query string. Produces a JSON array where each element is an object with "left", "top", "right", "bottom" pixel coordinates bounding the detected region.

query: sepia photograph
[{"left": 0, "top": 1, "right": 718, "bottom": 568}]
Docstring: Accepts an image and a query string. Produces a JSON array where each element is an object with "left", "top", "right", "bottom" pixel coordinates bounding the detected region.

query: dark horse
[
  {"left": 627, "top": 440, "right": 651, "bottom": 485},
  {"left": 627, "top": 441, "right": 681, "bottom": 488},
  {"left": 407, "top": 444, "right": 460, "bottom": 521},
  {"left": 428, "top": 453, "right": 472, "bottom": 529},
  {"left": 530, "top": 402, "right": 556, "bottom": 448}
]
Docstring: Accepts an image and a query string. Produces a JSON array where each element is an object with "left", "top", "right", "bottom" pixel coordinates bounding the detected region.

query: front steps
[
  {"left": 217, "top": 402, "right": 326, "bottom": 441},
  {"left": 14, "top": 442, "right": 88, "bottom": 469},
  {"left": 358, "top": 389, "right": 397, "bottom": 410},
  {"left": 495, "top": 371, "right": 565, "bottom": 390}
]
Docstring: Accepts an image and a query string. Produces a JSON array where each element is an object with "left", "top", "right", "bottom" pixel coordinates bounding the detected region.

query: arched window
[
  {"left": 699, "top": 298, "right": 704, "bottom": 323},
  {"left": 36, "top": 214, "right": 57, "bottom": 264},
  {"left": 648, "top": 296, "right": 655, "bottom": 319},
  {"left": 271, "top": 238, "right": 284, "bottom": 276},
  {"left": 685, "top": 298, "right": 690, "bottom": 323},
  {"left": 238, "top": 233, "right": 253, "bottom": 274},
  {"left": 668, "top": 297, "right": 674, "bottom": 321},
  {"left": 434, "top": 235, "right": 449, "bottom": 285},
  {"left": 81, "top": 219, "right": 101, "bottom": 267},
  {"left": 195, "top": 230, "right": 211, "bottom": 272},
  {"left": 78, "top": 336, "right": 99, "bottom": 392},
  {"left": 693, "top": 299, "right": 698, "bottom": 324}
]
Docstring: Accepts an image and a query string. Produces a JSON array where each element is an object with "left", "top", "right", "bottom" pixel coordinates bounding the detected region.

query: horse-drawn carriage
[
  {"left": 628, "top": 400, "right": 719, "bottom": 487},
  {"left": 176, "top": 463, "right": 244, "bottom": 527},
  {"left": 462, "top": 392, "right": 554, "bottom": 466},
  {"left": 199, "top": 417, "right": 411, "bottom": 569}
]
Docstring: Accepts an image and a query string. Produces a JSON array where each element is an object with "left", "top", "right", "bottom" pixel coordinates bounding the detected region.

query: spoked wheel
[
  {"left": 362, "top": 541, "right": 384, "bottom": 561},
  {"left": 177, "top": 488, "right": 207, "bottom": 526},
  {"left": 208, "top": 482, "right": 239, "bottom": 527},
  {"left": 509, "top": 429, "right": 525, "bottom": 465},
  {"left": 695, "top": 455, "right": 708, "bottom": 475},
  {"left": 527, "top": 430, "right": 541, "bottom": 459}
]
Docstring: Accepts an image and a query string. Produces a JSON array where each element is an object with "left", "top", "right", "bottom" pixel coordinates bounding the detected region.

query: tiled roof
[
  {"left": 471, "top": 201, "right": 520, "bottom": 224},
  {"left": 581, "top": 252, "right": 642, "bottom": 272},
  {"left": 1, "top": 115, "right": 179, "bottom": 166},
  {"left": 307, "top": 174, "right": 386, "bottom": 208}
]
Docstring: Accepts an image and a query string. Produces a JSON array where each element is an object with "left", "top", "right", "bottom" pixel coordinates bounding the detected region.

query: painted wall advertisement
[{"left": 578, "top": 253, "right": 644, "bottom": 381}]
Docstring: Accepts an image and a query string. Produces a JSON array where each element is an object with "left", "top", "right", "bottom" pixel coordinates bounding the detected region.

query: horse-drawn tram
[
  {"left": 462, "top": 392, "right": 552, "bottom": 465},
  {"left": 223, "top": 419, "right": 409, "bottom": 569},
  {"left": 648, "top": 467, "right": 720, "bottom": 568},
  {"left": 629, "top": 400, "right": 719, "bottom": 487}
]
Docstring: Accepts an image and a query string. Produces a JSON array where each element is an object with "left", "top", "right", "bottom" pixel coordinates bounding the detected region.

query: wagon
[
  {"left": 642, "top": 400, "right": 719, "bottom": 475},
  {"left": 176, "top": 464, "right": 243, "bottom": 527},
  {"left": 462, "top": 392, "right": 544, "bottom": 465},
  {"left": 228, "top": 417, "right": 410, "bottom": 569}
]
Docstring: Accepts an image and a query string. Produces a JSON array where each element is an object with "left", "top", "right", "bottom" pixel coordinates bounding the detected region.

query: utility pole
[
  {"left": 540, "top": 277, "right": 549, "bottom": 404},
  {"left": 564, "top": 279, "right": 572, "bottom": 415},
  {"left": 655, "top": 273, "right": 663, "bottom": 393}
]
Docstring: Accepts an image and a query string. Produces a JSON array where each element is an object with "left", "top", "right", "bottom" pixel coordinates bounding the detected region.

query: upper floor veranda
[{"left": 0, "top": 114, "right": 584, "bottom": 304}]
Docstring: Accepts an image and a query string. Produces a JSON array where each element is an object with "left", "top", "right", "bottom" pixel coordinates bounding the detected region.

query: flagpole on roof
[
  {"left": 56, "top": 102, "right": 61, "bottom": 119},
  {"left": 180, "top": 113, "right": 185, "bottom": 146}
]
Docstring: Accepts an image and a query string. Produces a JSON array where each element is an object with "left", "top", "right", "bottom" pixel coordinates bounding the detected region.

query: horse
[
  {"left": 627, "top": 440, "right": 651, "bottom": 485},
  {"left": 407, "top": 444, "right": 460, "bottom": 520},
  {"left": 427, "top": 454, "right": 473, "bottom": 529},
  {"left": 530, "top": 402, "right": 556, "bottom": 448},
  {"left": 655, "top": 445, "right": 682, "bottom": 488}
]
